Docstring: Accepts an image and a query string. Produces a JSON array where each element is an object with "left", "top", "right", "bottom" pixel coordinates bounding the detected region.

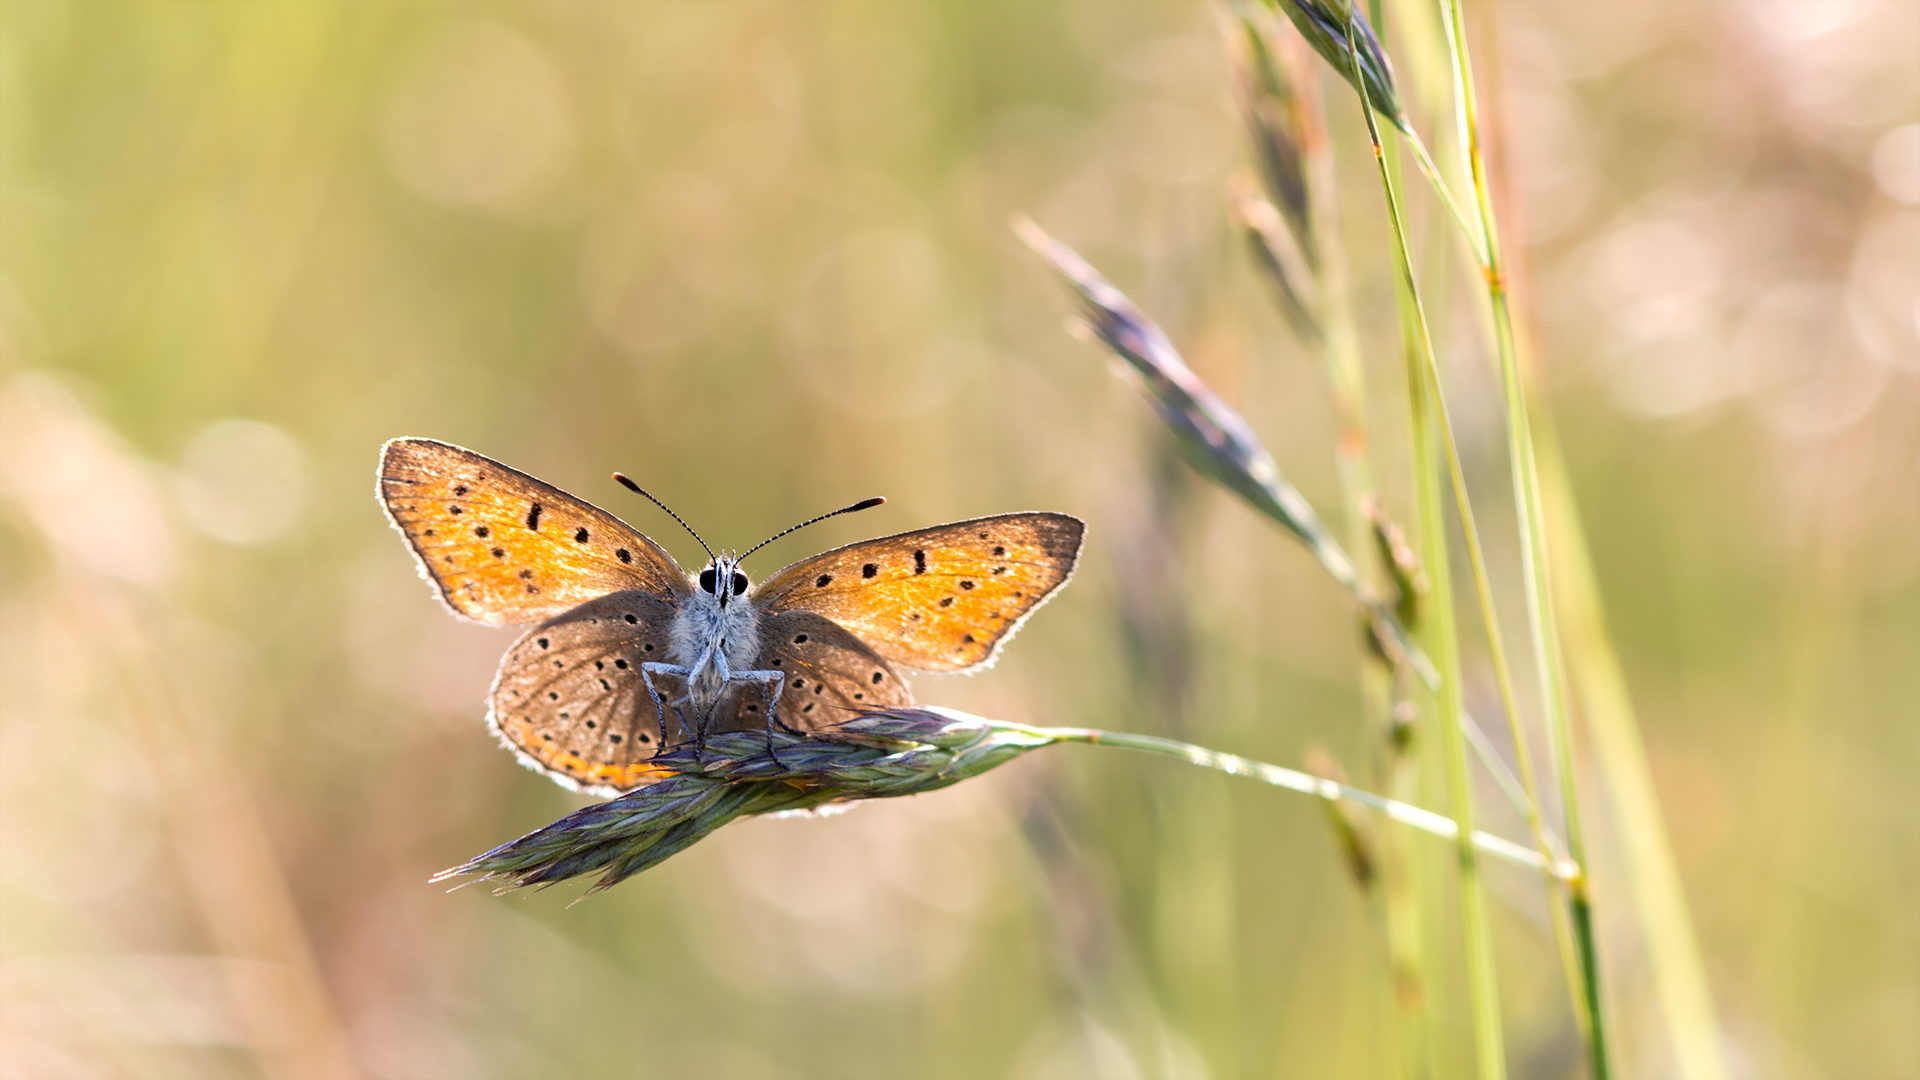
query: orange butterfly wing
[
  {"left": 751, "top": 512, "right": 1084, "bottom": 673},
  {"left": 377, "top": 438, "right": 690, "bottom": 627}
]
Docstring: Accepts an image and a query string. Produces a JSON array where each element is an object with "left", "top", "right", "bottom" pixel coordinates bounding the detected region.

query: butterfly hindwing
[
  {"left": 751, "top": 512, "right": 1084, "bottom": 673},
  {"left": 701, "top": 610, "right": 915, "bottom": 734},
  {"left": 379, "top": 438, "right": 690, "bottom": 627},
  {"left": 488, "top": 591, "right": 687, "bottom": 795}
]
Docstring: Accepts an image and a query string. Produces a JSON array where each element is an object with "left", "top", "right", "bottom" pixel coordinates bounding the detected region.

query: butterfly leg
[
  {"left": 767, "top": 682, "right": 803, "bottom": 736},
  {"left": 667, "top": 694, "right": 700, "bottom": 750},
  {"left": 710, "top": 652, "right": 788, "bottom": 767},
  {"left": 737, "top": 669, "right": 788, "bottom": 766},
  {"left": 639, "top": 662, "right": 694, "bottom": 750}
]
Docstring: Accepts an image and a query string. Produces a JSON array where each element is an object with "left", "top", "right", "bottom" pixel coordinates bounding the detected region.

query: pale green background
[{"left": 0, "top": 2, "right": 1914, "bottom": 1078}]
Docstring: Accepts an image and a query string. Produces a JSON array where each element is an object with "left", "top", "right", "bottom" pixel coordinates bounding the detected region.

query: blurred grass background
[{"left": 0, "top": 2, "right": 1914, "bottom": 1078}]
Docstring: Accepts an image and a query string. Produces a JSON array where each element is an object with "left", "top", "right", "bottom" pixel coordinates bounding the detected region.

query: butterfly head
[
  {"left": 697, "top": 555, "right": 751, "bottom": 608},
  {"left": 612, "top": 476, "right": 882, "bottom": 611}
]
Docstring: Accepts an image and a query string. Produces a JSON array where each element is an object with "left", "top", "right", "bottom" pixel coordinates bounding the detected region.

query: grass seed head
[
  {"left": 1305, "top": 747, "right": 1378, "bottom": 890},
  {"left": 1229, "top": 176, "right": 1321, "bottom": 342},
  {"left": 1364, "top": 494, "right": 1428, "bottom": 628},
  {"left": 1388, "top": 699, "right": 1419, "bottom": 754},
  {"left": 435, "top": 709, "right": 1054, "bottom": 895},
  {"left": 1261, "top": 0, "right": 1408, "bottom": 135},
  {"left": 1228, "top": 3, "right": 1317, "bottom": 266},
  {"left": 1013, "top": 216, "right": 1349, "bottom": 582}
]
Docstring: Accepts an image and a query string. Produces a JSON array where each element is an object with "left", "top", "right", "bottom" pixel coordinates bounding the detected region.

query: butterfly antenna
[
  {"left": 612, "top": 473, "right": 715, "bottom": 561},
  {"left": 740, "top": 497, "right": 886, "bottom": 562}
]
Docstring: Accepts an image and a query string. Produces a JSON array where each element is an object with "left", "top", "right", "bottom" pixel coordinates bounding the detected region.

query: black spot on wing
[{"left": 526, "top": 503, "right": 543, "bottom": 530}]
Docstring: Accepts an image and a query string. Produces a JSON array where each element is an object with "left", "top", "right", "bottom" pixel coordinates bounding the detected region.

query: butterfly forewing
[
  {"left": 489, "top": 591, "right": 687, "bottom": 795},
  {"left": 703, "top": 611, "right": 915, "bottom": 734},
  {"left": 752, "top": 512, "right": 1084, "bottom": 673},
  {"left": 379, "top": 438, "right": 690, "bottom": 626}
]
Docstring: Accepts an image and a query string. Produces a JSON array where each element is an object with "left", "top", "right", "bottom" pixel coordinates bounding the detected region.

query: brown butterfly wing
[
  {"left": 751, "top": 513, "right": 1084, "bottom": 673},
  {"left": 378, "top": 438, "right": 690, "bottom": 627},
  {"left": 701, "top": 611, "right": 914, "bottom": 735},
  {"left": 488, "top": 591, "right": 689, "bottom": 795}
]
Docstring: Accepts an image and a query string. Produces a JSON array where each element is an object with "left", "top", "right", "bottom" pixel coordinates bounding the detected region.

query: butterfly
[{"left": 376, "top": 438, "right": 1085, "bottom": 795}]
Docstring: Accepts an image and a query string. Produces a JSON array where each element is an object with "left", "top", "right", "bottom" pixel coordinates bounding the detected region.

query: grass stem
[
  {"left": 1038, "top": 726, "right": 1567, "bottom": 878},
  {"left": 1345, "top": 21, "right": 1506, "bottom": 1079},
  {"left": 1434, "top": 2, "right": 1615, "bottom": 1073},
  {"left": 1399, "top": 127, "right": 1487, "bottom": 267},
  {"left": 1304, "top": 63, "right": 1434, "bottom": 1072},
  {"left": 1298, "top": 49, "right": 1436, "bottom": 1075}
]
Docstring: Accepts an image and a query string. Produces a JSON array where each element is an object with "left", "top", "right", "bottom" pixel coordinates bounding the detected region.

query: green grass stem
[
  {"left": 1310, "top": 102, "right": 1438, "bottom": 1080},
  {"left": 1039, "top": 726, "right": 1567, "bottom": 878},
  {"left": 1433, "top": 2, "right": 1623, "bottom": 1074},
  {"left": 1398, "top": 127, "right": 1487, "bottom": 267},
  {"left": 1345, "top": 22, "right": 1505, "bottom": 1079},
  {"left": 1378, "top": 109, "right": 1594, "bottom": 1050},
  {"left": 1294, "top": 44, "right": 1434, "bottom": 1070},
  {"left": 1402, "top": 290, "right": 1505, "bottom": 1080}
]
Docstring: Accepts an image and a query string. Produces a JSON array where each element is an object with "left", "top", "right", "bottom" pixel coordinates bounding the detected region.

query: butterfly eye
[
  {"left": 730, "top": 572, "right": 749, "bottom": 596},
  {"left": 698, "top": 568, "right": 717, "bottom": 594}
]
